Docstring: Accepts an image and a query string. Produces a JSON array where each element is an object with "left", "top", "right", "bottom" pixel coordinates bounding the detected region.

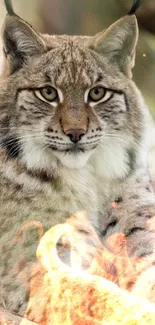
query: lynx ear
[
  {"left": 92, "top": 15, "right": 139, "bottom": 78},
  {"left": 2, "top": 14, "right": 45, "bottom": 73}
]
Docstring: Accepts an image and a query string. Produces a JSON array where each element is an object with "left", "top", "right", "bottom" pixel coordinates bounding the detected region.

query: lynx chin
[{"left": 1, "top": 0, "right": 155, "bottom": 319}]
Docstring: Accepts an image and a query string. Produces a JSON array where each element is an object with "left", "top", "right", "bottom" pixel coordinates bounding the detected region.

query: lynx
[{"left": 0, "top": 0, "right": 155, "bottom": 319}]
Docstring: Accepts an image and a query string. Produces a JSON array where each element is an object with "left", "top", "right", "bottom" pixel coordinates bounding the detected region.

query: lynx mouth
[
  {"left": 48, "top": 144, "right": 98, "bottom": 154},
  {"left": 66, "top": 145, "right": 98, "bottom": 154}
]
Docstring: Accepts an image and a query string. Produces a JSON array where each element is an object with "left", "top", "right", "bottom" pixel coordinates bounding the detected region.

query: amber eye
[
  {"left": 89, "top": 87, "right": 106, "bottom": 102},
  {"left": 40, "top": 87, "right": 58, "bottom": 102}
]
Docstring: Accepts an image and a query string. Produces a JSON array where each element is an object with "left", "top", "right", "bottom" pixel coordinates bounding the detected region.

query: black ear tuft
[
  {"left": 4, "top": 0, "right": 15, "bottom": 15},
  {"left": 128, "top": 0, "right": 144, "bottom": 15}
]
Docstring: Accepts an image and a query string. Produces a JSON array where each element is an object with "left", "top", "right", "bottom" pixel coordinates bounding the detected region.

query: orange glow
[
  {"left": 22, "top": 212, "right": 155, "bottom": 324},
  {"left": 2, "top": 213, "right": 155, "bottom": 324},
  {"left": 112, "top": 201, "right": 118, "bottom": 208}
]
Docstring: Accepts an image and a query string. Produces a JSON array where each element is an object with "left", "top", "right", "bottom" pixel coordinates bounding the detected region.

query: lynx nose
[{"left": 65, "top": 129, "right": 86, "bottom": 143}]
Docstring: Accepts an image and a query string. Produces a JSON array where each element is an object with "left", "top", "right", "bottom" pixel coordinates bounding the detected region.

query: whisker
[
  {"left": 4, "top": 146, "right": 22, "bottom": 163},
  {"left": 99, "top": 137, "right": 142, "bottom": 151},
  {"left": 0, "top": 137, "right": 45, "bottom": 149},
  {"left": 0, "top": 126, "right": 46, "bottom": 131},
  {"left": 34, "top": 143, "right": 51, "bottom": 158},
  {"left": 101, "top": 133, "right": 142, "bottom": 147}
]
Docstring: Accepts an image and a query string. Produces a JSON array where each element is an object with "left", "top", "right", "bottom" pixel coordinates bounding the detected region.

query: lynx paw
[{"left": 1, "top": 276, "right": 29, "bottom": 316}]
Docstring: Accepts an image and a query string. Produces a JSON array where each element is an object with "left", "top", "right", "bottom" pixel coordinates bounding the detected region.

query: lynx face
[{"left": 0, "top": 14, "right": 144, "bottom": 172}]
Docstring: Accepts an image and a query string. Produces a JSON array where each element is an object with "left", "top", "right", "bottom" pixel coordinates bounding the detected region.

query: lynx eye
[
  {"left": 40, "top": 87, "right": 58, "bottom": 102},
  {"left": 89, "top": 87, "right": 106, "bottom": 102},
  {"left": 35, "top": 87, "right": 58, "bottom": 103}
]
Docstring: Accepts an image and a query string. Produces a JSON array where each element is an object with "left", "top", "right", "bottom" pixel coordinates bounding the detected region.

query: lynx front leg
[
  {"left": 1, "top": 271, "right": 29, "bottom": 316},
  {"left": 99, "top": 169, "right": 155, "bottom": 298}
]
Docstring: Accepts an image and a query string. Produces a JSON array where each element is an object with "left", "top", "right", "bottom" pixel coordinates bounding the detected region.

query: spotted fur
[{"left": 0, "top": 1, "right": 155, "bottom": 318}]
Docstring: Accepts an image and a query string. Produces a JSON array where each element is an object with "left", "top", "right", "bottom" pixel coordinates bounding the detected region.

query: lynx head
[{"left": 0, "top": 1, "right": 145, "bottom": 179}]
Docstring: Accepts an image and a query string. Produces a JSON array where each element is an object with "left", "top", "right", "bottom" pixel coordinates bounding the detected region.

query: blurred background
[{"left": 0, "top": 0, "right": 155, "bottom": 116}]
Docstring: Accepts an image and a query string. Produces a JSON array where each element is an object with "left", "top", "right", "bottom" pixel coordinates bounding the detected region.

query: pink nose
[{"left": 65, "top": 129, "right": 86, "bottom": 143}]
